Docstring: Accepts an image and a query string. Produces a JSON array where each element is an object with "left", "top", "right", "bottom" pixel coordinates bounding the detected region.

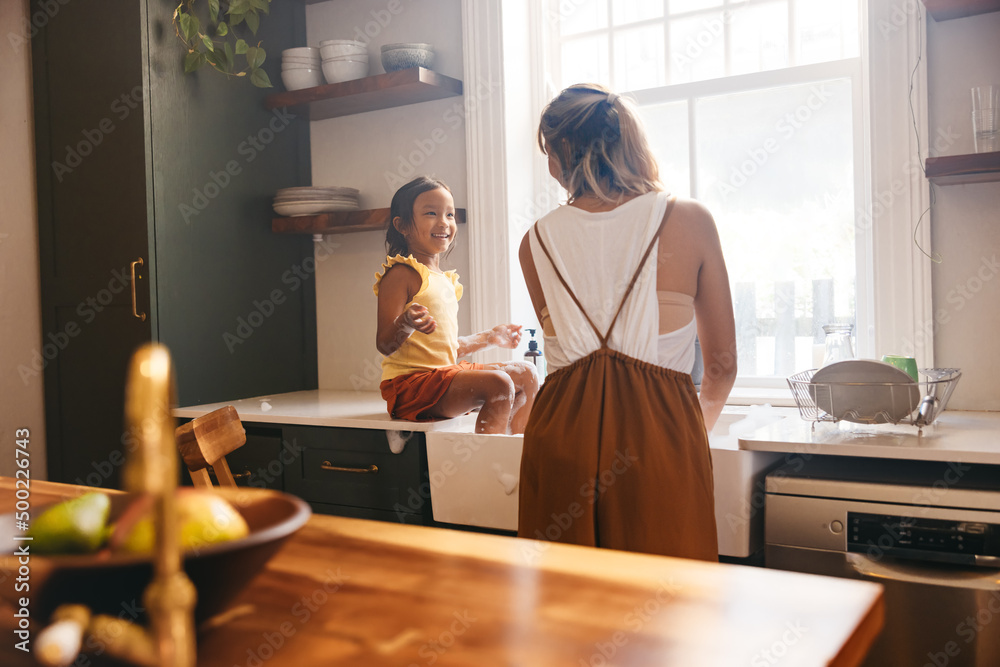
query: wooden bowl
[{"left": 0, "top": 488, "right": 310, "bottom": 624}]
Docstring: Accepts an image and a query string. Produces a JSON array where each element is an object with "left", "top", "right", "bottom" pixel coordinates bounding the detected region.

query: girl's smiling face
[{"left": 398, "top": 187, "right": 457, "bottom": 266}]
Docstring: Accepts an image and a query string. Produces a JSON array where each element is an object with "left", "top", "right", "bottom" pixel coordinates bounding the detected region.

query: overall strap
[
  {"left": 533, "top": 225, "right": 605, "bottom": 343},
  {"left": 602, "top": 194, "right": 677, "bottom": 344}
]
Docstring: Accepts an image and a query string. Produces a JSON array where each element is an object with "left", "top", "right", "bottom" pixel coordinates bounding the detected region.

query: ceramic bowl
[
  {"left": 322, "top": 59, "right": 369, "bottom": 83},
  {"left": 282, "top": 55, "right": 322, "bottom": 65},
  {"left": 0, "top": 488, "right": 311, "bottom": 624},
  {"left": 323, "top": 53, "right": 369, "bottom": 62},
  {"left": 380, "top": 43, "right": 434, "bottom": 72},
  {"left": 281, "top": 68, "right": 325, "bottom": 91},
  {"left": 320, "top": 42, "right": 368, "bottom": 59},
  {"left": 282, "top": 47, "right": 320, "bottom": 60}
]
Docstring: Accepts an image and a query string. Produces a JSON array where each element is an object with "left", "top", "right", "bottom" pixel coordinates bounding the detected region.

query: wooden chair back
[{"left": 175, "top": 406, "right": 246, "bottom": 487}]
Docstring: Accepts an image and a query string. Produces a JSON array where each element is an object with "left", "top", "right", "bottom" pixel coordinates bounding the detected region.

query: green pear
[
  {"left": 28, "top": 492, "right": 111, "bottom": 554},
  {"left": 112, "top": 490, "right": 249, "bottom": 554}
]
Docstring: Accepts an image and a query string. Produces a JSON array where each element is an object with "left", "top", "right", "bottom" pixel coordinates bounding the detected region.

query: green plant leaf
[
  {"left": 208, "top": 0, "right": 220, "bottom": 23},
  {"left": 183, "top": 51, "right": 203, "bottom": 73},
  {"left": 216, "top": 21, "right": 228, "bottom": 37},
  {"left": 229, "top": 12, "right": 245, "bottom": 27},
  {"left": 201, "top": 34, "right": 214, "bottom": 52},
  {"left": 249, "top": 0, "right": 270, "bottom": 14},
  {"left": 245, "top": 11, "right": 260, "bottom": 35},
  {"left": 250, "top": 67, "right": 272, "bottom": 88},
  {"left": 224, "top": 42, "right": 235, "bottom": 68},
  {"left": 179, "top": 12, "right": 195, "bottom": 42},
  {"left": 205, "top": 49, "right": 224, "bottom": 70},
  {"left": 246, "top": 46, "right": 265, "bottom": 69},
  {"left": 235, "top": 38, "right": 248, "bottom": 55},
  {"left": 189, "top": 14, "right": 201, "bottom": 41},
  {"left": 228, "top": 0, "right": 251, "bottom": 14}
]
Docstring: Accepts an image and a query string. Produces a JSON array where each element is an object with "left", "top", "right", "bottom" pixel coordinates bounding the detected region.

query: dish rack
[{"left": 787, "top": 368, "right": 962, "bottom": 433}]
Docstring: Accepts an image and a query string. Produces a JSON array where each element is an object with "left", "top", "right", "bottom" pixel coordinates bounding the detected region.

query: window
[{"left": 539, "top": 0, "right": 867, "bottom": 382}]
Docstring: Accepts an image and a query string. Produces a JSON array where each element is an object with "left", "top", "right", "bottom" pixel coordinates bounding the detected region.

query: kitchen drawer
[
  {"left": 309, "top": 501, "right": 426, "bottom": 526},
  {"left": 283, "top": 426, "right": 430, "bottom": 517}
]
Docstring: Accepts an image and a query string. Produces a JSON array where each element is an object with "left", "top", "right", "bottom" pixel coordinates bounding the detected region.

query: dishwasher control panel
[{"left": 847, "top": 512, "right": 1000, "bottom": 566}]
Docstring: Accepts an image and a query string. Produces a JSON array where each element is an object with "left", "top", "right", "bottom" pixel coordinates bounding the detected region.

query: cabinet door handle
[
  {"left": 208, "top": 466, "right": 252, "bottom": 483},
  {"left": 130, "top": 258, "right": 146, "bottom": 321},
  {"left": 321, "top": 461, "right": 378, "bottom": 474}
]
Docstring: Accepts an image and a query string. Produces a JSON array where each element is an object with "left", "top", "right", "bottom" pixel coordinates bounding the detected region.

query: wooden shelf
[
  {"left": 920, "top": 0, "right": 1000, "bottom": 21},
  {"left": 264, "top": 67, "right": 462, "bottom": 121},
  {"left": 925, "top": 152, "right": 1000, "bottom": 185},
  {"left": 273, "top": 208, "right": 467, "bottom": 235}
]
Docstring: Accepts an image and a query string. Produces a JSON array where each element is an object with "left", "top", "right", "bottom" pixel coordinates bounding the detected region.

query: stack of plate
[{"left": 272, "top": 187, "right": 360, "bottom": 217}]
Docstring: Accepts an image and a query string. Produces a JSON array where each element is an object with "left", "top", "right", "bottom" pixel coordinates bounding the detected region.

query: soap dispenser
[{"left": 524, "top": 329, "right": 546, "bottom": 381}]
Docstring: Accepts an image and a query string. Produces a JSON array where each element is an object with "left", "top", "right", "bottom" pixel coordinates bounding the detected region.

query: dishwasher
[{"left": 764, "top": 457, "right": 1000, "bottom": 667}]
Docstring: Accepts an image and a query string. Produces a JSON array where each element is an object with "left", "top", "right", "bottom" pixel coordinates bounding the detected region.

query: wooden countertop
[{"left": 1, "top": 479, "right": 884, "bottom": 666}]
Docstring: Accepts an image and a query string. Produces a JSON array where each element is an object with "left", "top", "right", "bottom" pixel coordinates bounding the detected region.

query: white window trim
[{"left": 460, "top": 0, "right": 933, "bottom": 395}]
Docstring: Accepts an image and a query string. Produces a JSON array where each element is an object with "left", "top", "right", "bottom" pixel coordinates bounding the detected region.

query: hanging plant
[{"left": 173, "top": 0, "right": 273, "bottom": 88}]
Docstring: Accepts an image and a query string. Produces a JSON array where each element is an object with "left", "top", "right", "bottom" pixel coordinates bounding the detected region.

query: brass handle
[
  {"left": 321, "top": 461, "right": 378, "bottom": 474},
  {"left": 131, "top": 258, "right": 146, "bottom": 321},
  {"left": 208, "top": 466, "right": 252, "bottom": 482}
]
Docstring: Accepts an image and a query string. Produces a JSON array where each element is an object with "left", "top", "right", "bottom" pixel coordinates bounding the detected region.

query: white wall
[
  {"left": 926, "top": 11, "right": 1000, "bottom": 411},
  {"left": 0, "top": 0, "right": 48, "bottom": 477},
  {"left": 305, "top": 0, "right": 470, "bottom": 391}
]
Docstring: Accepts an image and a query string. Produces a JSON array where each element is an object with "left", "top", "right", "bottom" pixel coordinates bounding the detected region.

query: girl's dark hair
[{"left": 385, "top": 176, "right": 453, "bottom": 257}]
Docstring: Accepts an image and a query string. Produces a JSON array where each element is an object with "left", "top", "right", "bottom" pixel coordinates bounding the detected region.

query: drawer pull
[
  {"left": 321, "top": 461, "right": 379, "bottom": 474},
  {"left": 208, "top": 467, "right": 251, "bottom": 482}
]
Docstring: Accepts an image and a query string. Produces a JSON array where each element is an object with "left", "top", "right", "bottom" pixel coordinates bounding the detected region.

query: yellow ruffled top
[{"left": 373, "top": 255, "right": 463, "bottom": 382}]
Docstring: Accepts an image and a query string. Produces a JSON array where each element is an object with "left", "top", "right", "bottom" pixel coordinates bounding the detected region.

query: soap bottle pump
[{"left": 524, "top": 329, "right": 546, "bottom": 381}]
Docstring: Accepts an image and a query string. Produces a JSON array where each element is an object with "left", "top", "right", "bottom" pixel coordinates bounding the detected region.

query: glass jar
[{"left": 821, "top": 324, "right": 855, "bottom": 366}]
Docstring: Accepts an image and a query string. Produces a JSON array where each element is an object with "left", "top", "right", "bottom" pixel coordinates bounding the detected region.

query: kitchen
[{"left": 2, "top": 0, "right": 1000, "bottom": 665}]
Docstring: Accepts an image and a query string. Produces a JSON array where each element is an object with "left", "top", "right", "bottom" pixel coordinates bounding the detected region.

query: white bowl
[
  {"left": 380, "top": 44, "right": 434, "bottom": 72},
  {"left": 282, "top": 60, "right": 321, "bottom": 68},
  {"left": 320, "top": 43, "right": 368, "bottom": 59},
  {"left": 322, "top": 59, "right": 369, "bottom": 83},
  {"left": 382, "top": 42, "right": 434, "bottom": 50},
  {"left": 273, "top": 200, "right": 360, "bottom": 217},
  {"left": 281, "top": 68, "right": 325, "bottom": 91},
  {"left": 322, "top": 55, "right": 369, "bottom": 63},
  {"left": 319, "top": 39, "right": 366, "bottom": 47},
  {"left": 282, "top": 55, "right": 321, "bottom": 65},
  {"left": 282, "top": 47, "right": 320, "bottom": 59}
]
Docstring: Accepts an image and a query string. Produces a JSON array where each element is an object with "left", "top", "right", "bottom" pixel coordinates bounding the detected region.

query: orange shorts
[{"left": 380, "top": 361, "right": 486, "bottom": 421}]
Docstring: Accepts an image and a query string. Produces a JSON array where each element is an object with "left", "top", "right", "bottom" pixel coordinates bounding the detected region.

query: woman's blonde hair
[{"left": 538, "top": 83, "right": 662, "bottom": 204}]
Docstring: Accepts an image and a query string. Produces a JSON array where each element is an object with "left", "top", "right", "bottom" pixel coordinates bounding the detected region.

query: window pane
[
  {"left": 613, "top": 25, "right": 666, "bottom": 91},
  {"left": 695, "top": 79, "right": 856, "bottom": 377},
  {"left": 669, "top": 12, "right": 726, "bottom": 83},
  {"left": 670, "top": 0, "right": 724, "bottom": 15},
  {"left": 639, "top": 101, "right": 691, "bottom": 197},
  {"left": 557, "top": 0, "right": 608, "bottom": 36},
  {"left": 561, "top": 35, "right": 611, "bottom": 88},
  {"left": 795, "top": 0, "right": 860, "bottom": 65},
  {"left": 730, "top": 1, "right": 789, "bottom": 76},
  {"left": 613, "top": 0, "right": 664, "bottom": 25}
]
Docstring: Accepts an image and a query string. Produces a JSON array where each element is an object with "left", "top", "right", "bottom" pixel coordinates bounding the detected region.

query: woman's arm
[
  {"left": 376, "top": 265, "right": 433, "bottom": 356},
  {"left": 689, "top": 206, "right": 738, "bottom": 432}
]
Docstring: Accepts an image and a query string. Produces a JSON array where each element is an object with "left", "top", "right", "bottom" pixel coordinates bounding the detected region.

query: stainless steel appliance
[{"left": 765, "top": 457, "right": 1000, "bottom": 667}]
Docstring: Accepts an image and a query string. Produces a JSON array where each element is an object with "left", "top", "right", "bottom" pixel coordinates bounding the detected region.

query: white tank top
[{"left": 529, "top": 191, "right": 696, "bottom": 374}]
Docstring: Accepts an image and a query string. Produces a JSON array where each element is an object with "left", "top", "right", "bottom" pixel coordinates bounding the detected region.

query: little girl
[{"left": 374, "top": 176, "right": 538, "bottom": 434}]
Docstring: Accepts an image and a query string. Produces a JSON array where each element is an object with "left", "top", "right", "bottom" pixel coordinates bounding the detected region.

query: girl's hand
[
  {"left": 398, "top": 303, "right": 437, "bottom": 334},
  {"left": 487, "top": 324, "right": 522, "bottom": 349}
]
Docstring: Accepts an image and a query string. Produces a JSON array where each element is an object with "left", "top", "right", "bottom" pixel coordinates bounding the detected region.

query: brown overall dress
[{"left": 517, "top": 199, "right": 719, "bottom": 562}]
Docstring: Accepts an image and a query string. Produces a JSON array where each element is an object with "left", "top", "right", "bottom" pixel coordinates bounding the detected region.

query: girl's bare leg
[
  {"left": 428, "top": 370, "right": 514, "bottom": 434},
  {"left": 483, "top": 361, "right": 539, "bottom": 434}
]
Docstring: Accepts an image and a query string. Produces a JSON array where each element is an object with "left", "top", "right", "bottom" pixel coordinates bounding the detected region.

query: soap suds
[
  {"left": 386, "top": 430, "right": 412, "bottom": 454},
  {"left": 491, "top": 463, "right": 518, "bottom": 495}
]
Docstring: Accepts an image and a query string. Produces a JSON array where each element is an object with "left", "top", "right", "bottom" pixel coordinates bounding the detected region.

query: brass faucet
[{"left": 122, "top": 343, "right": 197, "bottom": 667}]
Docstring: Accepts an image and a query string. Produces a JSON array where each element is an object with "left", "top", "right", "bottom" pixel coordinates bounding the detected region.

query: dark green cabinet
[{"left": 32, "top": 0, "right": 317, "bottom": 486}]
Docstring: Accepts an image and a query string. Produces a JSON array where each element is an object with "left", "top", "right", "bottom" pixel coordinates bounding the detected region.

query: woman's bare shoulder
[{"left": 661, "top": 196, "right": 721, "bottom": 246}]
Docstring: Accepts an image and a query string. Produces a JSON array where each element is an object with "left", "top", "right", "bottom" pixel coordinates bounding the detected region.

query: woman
[{"left": 517, "top": 84, "right": 737, "bottom": 561}]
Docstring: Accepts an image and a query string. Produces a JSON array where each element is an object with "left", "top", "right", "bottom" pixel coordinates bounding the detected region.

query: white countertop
[
  {"left": 738, "top": 410, "right": 1000, "bottom": 465},
  {"left": 174, "top": 389, "right": 478, "bottom": 432}
]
